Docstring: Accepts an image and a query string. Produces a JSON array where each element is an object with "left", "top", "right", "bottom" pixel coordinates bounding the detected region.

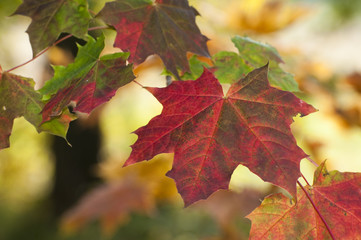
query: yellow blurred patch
[
  {"left": 227, "top": 0, "right": 310, "bottom": 34},
  {"left": 99, "top": 153, "right": 181, "bottom": 203},
  {"left": 48, "top": 46, "right": 74, "bottom": 66}
]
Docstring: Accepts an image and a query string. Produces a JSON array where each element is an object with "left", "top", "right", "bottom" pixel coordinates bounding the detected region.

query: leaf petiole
[
  {"left": 306, "top": 156, "right": 319, "bottom": 167},
  {"left": 301, "top": 173, "right": 310, "bottom": 186}
]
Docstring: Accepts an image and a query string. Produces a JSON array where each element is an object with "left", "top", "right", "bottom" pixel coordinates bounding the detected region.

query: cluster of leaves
[{"left": 1, "top": 0, "right": 361, "bottom": 239}]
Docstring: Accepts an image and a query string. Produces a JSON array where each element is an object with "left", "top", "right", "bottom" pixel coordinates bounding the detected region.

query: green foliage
[{"left": 213, "top": 36, "right": 299, "bottom": 91}]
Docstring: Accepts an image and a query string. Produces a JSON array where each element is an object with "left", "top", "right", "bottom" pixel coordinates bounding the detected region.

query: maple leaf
[
  {"left": 62, "top": 155, "right": 180, "bottom": 235},
  {"left": 40, "top": 36, "right": 135, "bottom": 122},
  {"left": 61, "top": 176, "right": 155, "bottom": 234},
  {"left": 12, "top": 0, "right": 91, "bottom": 56},
  {"left": 213, "top": 36, "right": 299, "bottom": 92},
  {"left": 125, "top": 64, "right": 316, "bottom": 205},
  {"left": 247, "top": 161, "right": 361, "bottom": 239},
  {"left": 97, "top": 0, "right": 209, "bottom": 78},
  {"left": 193, "top": 189, "right": 264, "bottom": 240},
  {"left": 0, "top": 67, "right": 73, "bottom": 149}
]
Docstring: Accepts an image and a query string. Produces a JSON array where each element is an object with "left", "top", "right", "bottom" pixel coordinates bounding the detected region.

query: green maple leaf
[{"left": 213, "top": 36, "right": 299, "bottom": 92}]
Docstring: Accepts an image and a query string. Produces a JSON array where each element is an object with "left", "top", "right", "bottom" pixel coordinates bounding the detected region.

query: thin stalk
[
  {"left": 301, "top": 173, "right": 310, "bottom": 186},
  {"left": 6, "top": 26, "right": 109, "bottom": 73},
  {"left": 297, "top": 180, "right": 335, "bottom": 240},
  {"left": 306, "top": 156, "right": 319, "bottom": 167},
  {"left": 88, "top": 9, "right": 97, "bottom": 17},
  {"left": 133, "top": 80, "right": 144, "bottom": 88}
]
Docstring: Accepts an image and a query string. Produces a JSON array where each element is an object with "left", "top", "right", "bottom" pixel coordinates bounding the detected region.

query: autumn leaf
[
  {"left": 193, "top": 189, "right": 264, "bottom": 240},
  {"left": 247, "top": 161, "right": 361, "bottom": 239},
  {"left": 0, "top": 68, "right": 73, "bottom": 149},
  {"left": 97, "top": 0, "right": 209, "bottom": 78},
  {"left": 61, "top": 176, "right": 155, "bottom": 234},
  {"left": 62, "top": 155, "right": 180, "bottom": 234},
  {"left": 99, "top": 154, "right": 180, "bottom": 203},
  {"left": 125, "top": 64, "right": 316, "bottom": 206},
  {"left": 162, "top": 55, "right": 211, "bottom": 81},
  {"left": 40, "top": 35, "right": 135, "bottom": 122},
  {"left": 213, "top": 36, "right": 298, "bottom": 92},
  {"left": 12, "top": 0, "right": 91, "bottom": 56},
  {"left": 227, "top": 0, "right": 309, "bottom": 34}
]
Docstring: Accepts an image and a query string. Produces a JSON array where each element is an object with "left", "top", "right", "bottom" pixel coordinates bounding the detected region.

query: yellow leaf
[{"left": 227, "top": 0, "right": 310, "bottom": 33}]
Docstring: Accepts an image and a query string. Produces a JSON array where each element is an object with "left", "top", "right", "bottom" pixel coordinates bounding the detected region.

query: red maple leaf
[
  {"left": 125, "top": 65, "right": 316, "bottom": 205},
  {"left": 247, "top": 161, "right": 361, "bottom": 239},
  {"left": 97, "top": 0, "right": 209, "bottom": 78}
]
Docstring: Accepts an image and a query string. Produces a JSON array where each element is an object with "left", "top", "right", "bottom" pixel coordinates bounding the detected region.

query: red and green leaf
[
  {"left": 97, "top": 0, "right": 209, "bottom": 78},
  {"left": 0, "top": 68, "right": 73, "bottom": 149},
  {"left": 247, "top": 161, "right": 361, "bottom": 239},
  {"left": 40, "top": 35, "right": 135, "bottom": 122},
  {"left": 125, "top": 64, "right": 315, "bottom": 205},
  {"left": 12, "top": 0, "right": 91, "bottom": 56}
]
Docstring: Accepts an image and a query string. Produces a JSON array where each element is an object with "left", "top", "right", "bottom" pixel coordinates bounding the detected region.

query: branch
[
  {"left": 297, "top": 180, "right": 335, "bottom": 240},
  {"left": 6, "top": 26, "right": 110, "bottom": 73}
]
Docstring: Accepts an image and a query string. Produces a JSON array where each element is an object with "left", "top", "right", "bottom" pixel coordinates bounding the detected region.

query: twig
[{"left": 6, "top": 26, "right": 109, "bottom": 73}]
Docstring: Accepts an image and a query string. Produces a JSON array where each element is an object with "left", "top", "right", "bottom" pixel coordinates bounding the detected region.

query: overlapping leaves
[
  {"left": 0, "top": 67, "right": 74, "bottom": 149},
  {"left": 247, "top": 161, "right": 361, "bottom": 239},
  {"left": 40, "top": 35, "right": 135, "bottom": 122},
  {"left": 5, "top": 2, "right": 359, "bottom": 239},
  {"left": 125, "top": 64, "right": 315, "bottom": 205}
]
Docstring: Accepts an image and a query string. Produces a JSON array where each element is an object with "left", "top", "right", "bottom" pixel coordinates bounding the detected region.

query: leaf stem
[
  {"left": 301, "top": 173, "right": 310, "bottom": 186},
  {"left": 6, "top": 26, "right": 110, "bottom": 73},
  {"left": 306, "top": 156, "right": 319, "bottom": 167},
  {"left": 297, "top": 180, "right": 335, "bottom": 240},
  {"left": 133, "top": 80, "right": 144, "bottom": 88}
]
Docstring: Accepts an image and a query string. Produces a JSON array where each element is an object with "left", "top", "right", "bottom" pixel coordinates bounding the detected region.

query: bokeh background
[{"left": 1, "top": 0, "right": 361, "bottom": 239}]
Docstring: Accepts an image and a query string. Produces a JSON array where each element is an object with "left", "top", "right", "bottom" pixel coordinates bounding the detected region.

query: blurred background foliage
[{"left": 1, "top": 0, "right": 361, "bottom": 239}]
